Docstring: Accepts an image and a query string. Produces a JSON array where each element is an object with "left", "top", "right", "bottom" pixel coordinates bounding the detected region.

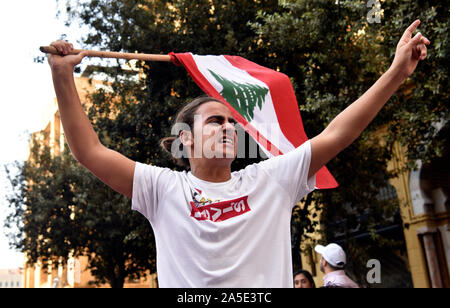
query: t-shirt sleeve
[
  {"left": 131, "top": 162, "right": 173, "bottom": 223},
  {"left": 258, "top": 140, "right": 316, "bottom": 205}
]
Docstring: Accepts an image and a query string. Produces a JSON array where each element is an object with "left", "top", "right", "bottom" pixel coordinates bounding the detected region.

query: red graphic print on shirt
[{"left": 190, "top": 196, "right": 250, "bottom": 222}]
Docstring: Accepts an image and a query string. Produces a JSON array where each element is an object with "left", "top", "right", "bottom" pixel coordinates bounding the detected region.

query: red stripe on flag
[
  {"left": 170, "top": 52, "right": 282, "bottom": 156},
  {"left": 224, "top": 56, "right": 338, "bottom": 189},
  {"left": 224, "top": 56, "right": 307, "bottom": 147}
]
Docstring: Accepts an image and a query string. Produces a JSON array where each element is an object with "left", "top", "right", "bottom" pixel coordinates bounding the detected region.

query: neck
[
  {"left": 325, "top": 268, "right": 341, "bottom": 275},
  {"left": 190, "top": 159, "right": 232, "bottom": 182}
]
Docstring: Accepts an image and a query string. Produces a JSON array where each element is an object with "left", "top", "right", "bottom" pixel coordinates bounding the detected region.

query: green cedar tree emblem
[{"left": 208, "top": 70, "right": 268, "bottom": 122}]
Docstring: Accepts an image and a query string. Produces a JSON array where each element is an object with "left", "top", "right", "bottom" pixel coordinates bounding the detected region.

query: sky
[{"left": 0, "top": 0, "right": 88, "bottom": 269}]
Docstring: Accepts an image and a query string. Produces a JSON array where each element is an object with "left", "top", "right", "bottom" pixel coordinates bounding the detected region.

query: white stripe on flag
[{"left": 192, "top": 54, "right": 296, "bottom": 157}]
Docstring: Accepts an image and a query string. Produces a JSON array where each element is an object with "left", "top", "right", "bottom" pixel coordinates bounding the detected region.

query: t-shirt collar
[{"left": 187, "top": 171, "right": 235, "bottom": 186}]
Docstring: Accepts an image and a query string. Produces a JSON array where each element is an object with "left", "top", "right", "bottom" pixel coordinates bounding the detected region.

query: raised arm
[
  {"left": 48, "top": 40, "right": 135, "bottom": 198},
  {"left": 308, "top": 20, "right": 430, "bottom": 179}
]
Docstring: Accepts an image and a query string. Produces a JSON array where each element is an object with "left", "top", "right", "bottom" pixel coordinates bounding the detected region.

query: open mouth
[{"left": 219, "top": 137, "right": 234, "bottom": 145}]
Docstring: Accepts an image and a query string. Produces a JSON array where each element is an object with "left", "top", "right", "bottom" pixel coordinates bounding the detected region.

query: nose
[{"left": 222, "top": 120, "right": 236, "bottom": 136}]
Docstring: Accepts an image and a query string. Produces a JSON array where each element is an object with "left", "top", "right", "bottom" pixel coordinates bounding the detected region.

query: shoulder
[
  {"left": 134, "top": 162, "right": 186, "bottom": 184},
  {"left": 252, "top": 140, "right": 312, "bottom": 174},
  {"left": 135, "top": 162, "right": 178, "bottom": 174},
  {"left": 237, "top": 161, "right": 269, "bottom": 180}
]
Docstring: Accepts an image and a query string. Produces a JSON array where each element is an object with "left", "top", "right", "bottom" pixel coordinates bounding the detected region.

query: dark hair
[
  {"left": 323, "top": 258, "right": 346, "bottom": 271},
  {"left": 293, "top": 269, "right": 316, "bottom": 288},
  {"left": 329, "top": 263, "right": 345, "bottom": 271},
  {"left": 160, "top": 95, "right": 226, "bottom": 168}
]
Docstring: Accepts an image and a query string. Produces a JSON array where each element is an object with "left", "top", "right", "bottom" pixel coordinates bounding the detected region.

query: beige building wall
[
  {"left": 0, "top": 269, "right": 23, "bottom": 288},
  {"left": 389, "top": 142, "right": 449, "bottom": 288}
]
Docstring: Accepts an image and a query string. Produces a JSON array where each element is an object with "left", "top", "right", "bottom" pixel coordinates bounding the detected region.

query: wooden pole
[{"left": 39, "top": 46, "right": 172, "bottom": 62}]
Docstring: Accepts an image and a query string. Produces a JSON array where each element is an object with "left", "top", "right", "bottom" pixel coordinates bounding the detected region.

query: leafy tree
[
  {"left": 5, "top": 135, "right": 79, "bottom": 268},
  {"left": 5, "top": 134, "right": 156, "bottom": 288}
]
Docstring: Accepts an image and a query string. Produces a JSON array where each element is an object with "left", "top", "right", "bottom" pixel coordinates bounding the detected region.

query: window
[
  {"left": 419, "top": 230, "right": 450, "bottom": 288},
  {"left": 376, "top": 183, "right": 398, "bottom": 201}
]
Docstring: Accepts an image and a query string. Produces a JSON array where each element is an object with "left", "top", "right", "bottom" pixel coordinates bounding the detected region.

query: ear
[{"left": 179, "top": 130, "right": 193, "bottom": 147}]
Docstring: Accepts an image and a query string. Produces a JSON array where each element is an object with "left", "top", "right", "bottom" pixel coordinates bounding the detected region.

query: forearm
[
  {"left": 323, "top": 67, "right": 405, "bottom": 149},
  {"left": 51, "top": 67, "right": 102, "bottom": 162},
  {"left": 309, "top": 20, "right": 429, "bottom": 179}
]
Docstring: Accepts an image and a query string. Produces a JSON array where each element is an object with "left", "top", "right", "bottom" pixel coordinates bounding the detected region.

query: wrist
[
  {"left": 50, "top": 64, "right": 75, "bottom": 76},
  {"left": 385, "top": 65, "right": 407, "bottom": 85}
]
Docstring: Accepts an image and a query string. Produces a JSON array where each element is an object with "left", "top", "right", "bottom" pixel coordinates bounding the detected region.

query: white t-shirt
[
  {"left": 323, "top": 270, "right": 360, "bottom": 288},
  {"left": 132, "top": 140, "right": 316, "bottom": 288}
]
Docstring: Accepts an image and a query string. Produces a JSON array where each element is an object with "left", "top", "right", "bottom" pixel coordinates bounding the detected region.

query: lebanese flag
[{"left": 170, "top": 52, "right": 338, "bottom": 189}]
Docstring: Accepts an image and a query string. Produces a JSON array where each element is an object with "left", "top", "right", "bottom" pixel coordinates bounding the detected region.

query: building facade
[
  {"left": 0, "top": 268, "right": 23, "bottom": 288},
  {"left": 297, "top": 140, "right": 449, "bottom": 288},
  {"left": 392, "top": 140, "right": 450, "bottom": 288}
]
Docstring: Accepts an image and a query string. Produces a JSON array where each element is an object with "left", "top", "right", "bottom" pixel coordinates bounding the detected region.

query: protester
[
  {"left": 294, "top": 270, "right": 316, "bottom": 288},
  {"left": 46, "top": 20, "right": 429, "bottom": 287},
  {"left": 315, "top": 243, "right": 359, "bottom": 288}
]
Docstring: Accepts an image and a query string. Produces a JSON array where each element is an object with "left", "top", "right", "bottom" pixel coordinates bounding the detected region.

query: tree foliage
[{"left": 5, "top": 135, "right": 156, "bottom": 288}]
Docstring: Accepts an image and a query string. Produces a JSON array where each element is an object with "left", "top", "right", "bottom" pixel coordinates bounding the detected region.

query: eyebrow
[{"left": 205, "top": 115, "right": 237, "bottom": 124}]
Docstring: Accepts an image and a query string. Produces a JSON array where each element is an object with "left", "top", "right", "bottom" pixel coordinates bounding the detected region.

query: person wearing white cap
[{"left": 314, "top": 243, "right": 359, "bottom": 288}]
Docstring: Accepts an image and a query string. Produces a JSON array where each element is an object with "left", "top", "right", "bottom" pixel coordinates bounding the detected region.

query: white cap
[{"left": 314, "top": 243, "right": 346, "bottom": 268}]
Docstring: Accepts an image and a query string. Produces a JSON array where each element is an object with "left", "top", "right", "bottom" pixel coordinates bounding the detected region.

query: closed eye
[
  {"left": 205, "top": 115, "right": 237, "bottom": 126},
  {"left": 207, "top": 119, "right": 221, "bottom": 126}
]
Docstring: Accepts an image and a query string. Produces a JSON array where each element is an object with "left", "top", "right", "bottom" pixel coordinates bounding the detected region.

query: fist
[
  {"left": 51, "top": 40, "right": 75, "bottom": 55},
  {"left": 47, "top": 40, "right": 87, "bottom": 73}
]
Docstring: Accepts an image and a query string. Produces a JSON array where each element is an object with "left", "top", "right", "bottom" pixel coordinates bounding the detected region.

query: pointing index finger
[{"left": 401, "top": 19, "right": 421, "bottom": 42}]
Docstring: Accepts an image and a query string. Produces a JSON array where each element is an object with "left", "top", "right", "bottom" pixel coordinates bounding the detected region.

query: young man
[
  {"left": 47, "top": 20, "right": 429, "bottom": 287},
  {"left": 315, "top": 243, "right": 359, "bottom": 288}
]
